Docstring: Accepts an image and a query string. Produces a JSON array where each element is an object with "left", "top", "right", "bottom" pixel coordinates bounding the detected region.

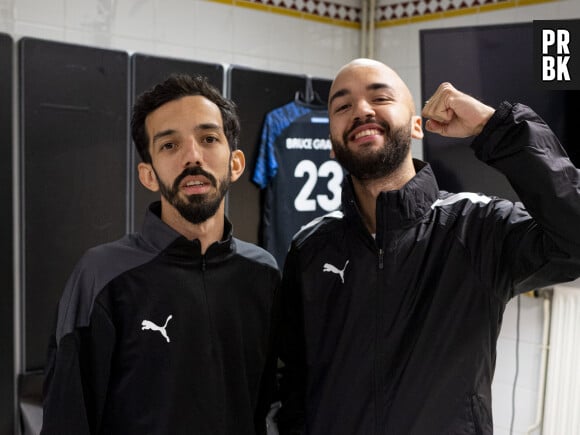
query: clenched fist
[{"left": 421, "top": 82, "right": 495, "bottom": 138}]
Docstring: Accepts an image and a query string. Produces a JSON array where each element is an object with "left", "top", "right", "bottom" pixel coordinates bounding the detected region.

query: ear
[
  {"left": 230, "top": 149, "right": 246, "bottom": 183},
  {"left": 138, "top": 162, "right": 160, "bottom": 192},
  {"left": 411, "top": 115, "right": 424, "bottom": 140}
]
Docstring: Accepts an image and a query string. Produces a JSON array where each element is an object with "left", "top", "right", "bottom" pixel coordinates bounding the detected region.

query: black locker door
[
  {"left": 130, "top": 54, "right": 223, "bottom": 230},
  {"left": 0, "top": 31, "right": 14, "bottom": 435},
  {"left": 19, "top": 38, "right": 129, "bottom": 370}
]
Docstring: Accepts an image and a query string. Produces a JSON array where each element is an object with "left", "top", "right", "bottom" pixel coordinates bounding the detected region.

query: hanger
[{"left": 295, "top": 77, "right": 326, "bottom": 107}]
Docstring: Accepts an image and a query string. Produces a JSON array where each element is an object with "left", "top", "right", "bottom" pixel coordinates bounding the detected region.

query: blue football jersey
[{"left": 253, "top": 100, "right": 343, "bottom": 267}]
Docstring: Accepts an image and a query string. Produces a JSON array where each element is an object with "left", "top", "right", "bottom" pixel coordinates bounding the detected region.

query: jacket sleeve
[
  {"left": 470, "top": 101, "right": 580, "bottom": 296},
  {"left": 254, "top": 273, "right": 282, "bottom": 435},
  {"left": 41, "top": 276, "right": 115, "bottom": 435},
  {"left": 275, "top": 247, "right": 306, "bottom": 435}
]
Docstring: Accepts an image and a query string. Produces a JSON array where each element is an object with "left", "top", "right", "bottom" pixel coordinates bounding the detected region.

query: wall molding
[
  {"left": 208, "top": 0, "right": 558, "bottom": 27},
  {"left": 376, "top": 0, "right": 558, "bottom": 28}
]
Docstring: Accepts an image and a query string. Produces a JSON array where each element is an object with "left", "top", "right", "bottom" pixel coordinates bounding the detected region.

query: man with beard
[
  {"left": 275, "top": 58, "right": 580, "bottom": 434},
  {"left": 41, "top": 74, "right": 280, "bottom": 435}
]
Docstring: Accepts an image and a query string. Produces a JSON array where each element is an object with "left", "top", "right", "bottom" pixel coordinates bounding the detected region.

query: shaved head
[{"left": 330, "top": 58, "right": 416, "bottom": 115}]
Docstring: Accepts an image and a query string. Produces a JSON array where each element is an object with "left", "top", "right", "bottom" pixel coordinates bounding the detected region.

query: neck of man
[
  {"left": 160, "top": 198, "right": 226, "bottom": 255},
  {"left": 351, "top": 155, "right": 416, "bottom": 234}
]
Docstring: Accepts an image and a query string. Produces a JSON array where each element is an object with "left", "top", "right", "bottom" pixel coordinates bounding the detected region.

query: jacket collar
[
  {"left": 342, "top": 159, "right": 440, "bottom": 230},
  {"left": 141, "top": 201, "right": 235, "bottom": 260}
]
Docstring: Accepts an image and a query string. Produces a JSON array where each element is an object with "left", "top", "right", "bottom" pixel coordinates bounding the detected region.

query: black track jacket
[
  {"left": 276, "top": 102, "right": 580, "bottom": 435},
  {"left": 41, "top": 203, "right": 280, "bottom": 435}
]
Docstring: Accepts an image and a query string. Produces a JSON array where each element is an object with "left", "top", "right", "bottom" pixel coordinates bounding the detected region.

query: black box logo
[{"left": 534, "top": 20, "right": 580, "bottom": 90}]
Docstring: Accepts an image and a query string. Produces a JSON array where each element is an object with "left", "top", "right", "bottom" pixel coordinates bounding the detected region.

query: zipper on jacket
[
  {"left": 201, "top": 255, "right": 206, "bottom": 271},
  {"left": 375, "top": 191, "right": 385, "bottom": 271}
]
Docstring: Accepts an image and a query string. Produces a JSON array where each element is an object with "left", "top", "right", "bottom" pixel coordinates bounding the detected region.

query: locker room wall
[
  {"left": 227, "top": 66, "right": 331, "bottom": 246},
  {"left": 0, "top": 31, "right": 14, "bottom": 435},
  {"left": 130, "top": 54, "right": 224, "bottom": 230},
  {"left": 19, "top": 37, "right": 129, "bottom": 371}
]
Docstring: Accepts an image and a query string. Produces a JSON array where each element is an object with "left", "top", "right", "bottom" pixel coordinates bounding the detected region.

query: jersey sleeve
[
  {"left": 469, "top": 101, "right": 580, "bottom": 297},
  {"left": 253, "top": 112, "right": 279, "bottom": 189},
  {"left": 41, "top": 275, "right": 116, "bottom": 434}
]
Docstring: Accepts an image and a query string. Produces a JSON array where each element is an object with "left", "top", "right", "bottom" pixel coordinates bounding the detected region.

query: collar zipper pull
[{"left": 378, "top": 248, "right": 384, "bottom": 270}]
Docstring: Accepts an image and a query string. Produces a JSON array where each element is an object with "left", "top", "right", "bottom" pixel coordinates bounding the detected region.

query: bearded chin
[
  {"left": 157, "top": 168, "right": 232, "bottom": 225},
  {"left": 174, "top": 180, "right": 229, "bottom": 224},
  {"left": 331, "top": 124, "right": 412, "bottom": 180}
]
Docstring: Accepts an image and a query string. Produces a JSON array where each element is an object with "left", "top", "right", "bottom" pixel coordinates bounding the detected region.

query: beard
[
  {"left": 154, "top": 164, "right": 231, "bottom": 225},
  {"left": 331, "top": 119, "right": 412, "bottom": 181}
]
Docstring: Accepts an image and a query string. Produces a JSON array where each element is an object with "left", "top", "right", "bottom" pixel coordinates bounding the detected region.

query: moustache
[{"left": 173, "top": 166, "right": 218, "bottom": 191}]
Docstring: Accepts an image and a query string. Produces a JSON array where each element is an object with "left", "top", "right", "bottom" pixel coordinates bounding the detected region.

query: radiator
[{"left": 542, "top": 285, "right": 580, "bottom": 435}]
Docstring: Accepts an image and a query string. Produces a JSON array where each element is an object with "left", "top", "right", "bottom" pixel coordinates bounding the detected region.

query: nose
[
  {"left": 182, "top": 137, "right": 203, "bottom": 167},
  {"left": 353, "top": 99, "right": 375, "bottom": 121}
]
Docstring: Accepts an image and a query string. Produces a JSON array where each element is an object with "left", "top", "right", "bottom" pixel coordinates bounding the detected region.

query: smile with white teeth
[
  {"left": 353, "top": 129, "right": 381, "bottom": 140},
  {"left": 185, "top": 181, "right": 204, "bottom": 187}
]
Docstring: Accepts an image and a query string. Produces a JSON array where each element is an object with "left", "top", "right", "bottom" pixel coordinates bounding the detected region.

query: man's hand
[{"left": 421, "top": 82, "right": 496, "bottom": 138}]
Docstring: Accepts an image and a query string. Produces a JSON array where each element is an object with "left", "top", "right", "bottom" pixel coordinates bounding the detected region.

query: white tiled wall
[
  {"left": 374, "top": 1, "right": 580, "bottom": 434},
  {"left": 2, "top": 1, "right": 579, "bottom": 434},
  {"left": 0, "top": 0, "right": 359, "bottom": 77}
]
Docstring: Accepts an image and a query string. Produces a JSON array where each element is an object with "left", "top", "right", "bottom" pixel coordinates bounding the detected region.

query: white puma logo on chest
[
  {"left": 323, "top": 260, "right": 349, "bottom": 284},
  {"left": 141, "top": 315, "right": 173, "bottom": 343}
]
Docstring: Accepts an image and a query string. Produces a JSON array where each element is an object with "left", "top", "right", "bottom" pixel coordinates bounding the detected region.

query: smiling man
[
  {"left": 41, "top": 75, "right": 280, "bottom": 435},
  {"left": 276, "top": 59, "right": 580, "bottom": 434}
]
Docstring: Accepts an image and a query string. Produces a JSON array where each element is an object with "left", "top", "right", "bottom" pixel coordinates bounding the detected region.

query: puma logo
[
  {"left": 141, "top": 315, "right": 173, "bottom": 343},
  {"left": 323, "top": 260, "right": 349, "bottom": 284}
]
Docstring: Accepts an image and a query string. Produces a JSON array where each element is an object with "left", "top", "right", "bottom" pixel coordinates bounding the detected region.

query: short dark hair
[{"left": 131, "top": 74, "right": 240, "bottom": 163}]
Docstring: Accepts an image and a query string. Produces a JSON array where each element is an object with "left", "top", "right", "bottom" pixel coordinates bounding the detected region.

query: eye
[
  {"left": 203, "top": 135, "right": 220, "bottom": 144},
  {"left": 160, "top": 142, "right": 176, "bottom": 151},
  {"left": 333, "top": 103, "right": 350, "bottom": 114},
  {"left": 373, "top": 94, "right": 394, "bottom": 104}
]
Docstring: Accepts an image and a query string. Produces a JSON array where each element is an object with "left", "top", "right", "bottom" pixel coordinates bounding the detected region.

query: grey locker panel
[{"left": 20, "top": 37, "right": 129, "bottom": 370}]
